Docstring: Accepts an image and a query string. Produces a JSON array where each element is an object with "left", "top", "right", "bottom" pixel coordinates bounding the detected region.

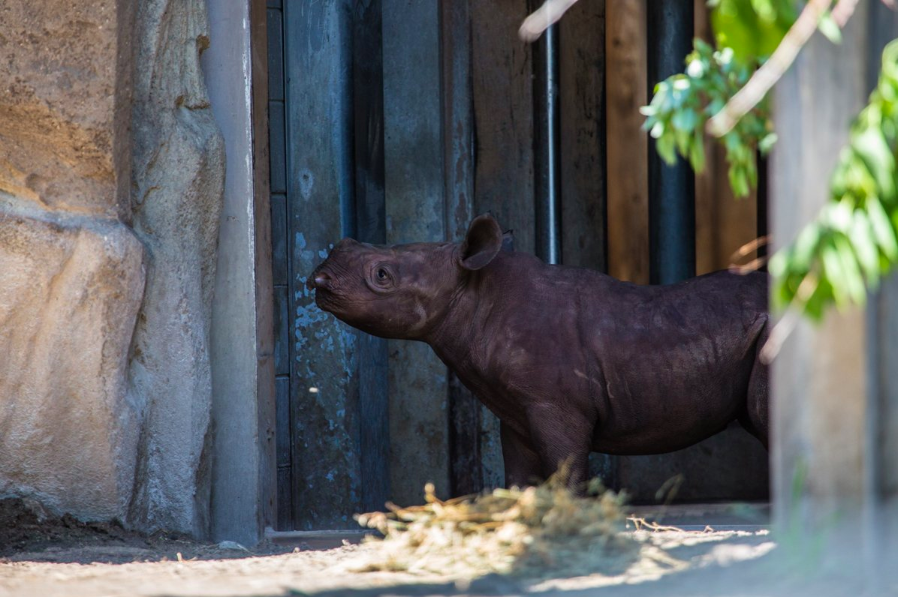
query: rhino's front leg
[
  {"left": 500, "top": 422, "right": 542, "bottom": 488},
  {"left": 526, "top": 404, "right": 591, "bottom": 491}
]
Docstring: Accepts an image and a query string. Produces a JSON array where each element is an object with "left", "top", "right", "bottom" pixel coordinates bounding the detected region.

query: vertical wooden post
[
  {"left": 605, "top": 0, "right": 649, "bottom": 284},
  {"left": 864, "top": 0, "right": 898, "bottom": 577},
  {"left": 771, "top": 0, "right": 869, "bottom": 566}
]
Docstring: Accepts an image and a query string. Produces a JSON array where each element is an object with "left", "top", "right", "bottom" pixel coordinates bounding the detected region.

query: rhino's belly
[{"left": 590, "top": 370, "right": 749, "bottom": 455}]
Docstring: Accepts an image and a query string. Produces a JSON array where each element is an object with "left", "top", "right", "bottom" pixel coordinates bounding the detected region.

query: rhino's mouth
[{"left": 312, "top": 287, "right": 339, "bottom": 313}]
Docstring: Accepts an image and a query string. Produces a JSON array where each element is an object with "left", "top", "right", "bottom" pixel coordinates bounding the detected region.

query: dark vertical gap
[
  {"left": 756, "top": 153, "right": 768, "bottom": 267},
  {"left": 599, "top": 22, "right": 609, "bottom": 276},
  {"left": 266, "top": 4, "right": 292, "bottom": 530},
  {"left": 647, "top": 0, "right": 695, "bottom": 284},
  {"left": 352, "top": 0, "right": 390, "bottom": 512},
  {"left": 440, "top": 0, "right": 483, "bottom": 497},
  {"left": 597, "top": 6, "right": 617, "bottom": 491},
  {"left": 281, "top": 0, "right": 299, "bottom": 529},
  {"left": 531, "top": 6, "right": 563, "bottom": 265}
]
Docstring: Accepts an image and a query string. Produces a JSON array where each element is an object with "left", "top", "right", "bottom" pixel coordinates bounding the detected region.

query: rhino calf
[{"left": 308, "top": 214, "right": 769, "bottom": 489}]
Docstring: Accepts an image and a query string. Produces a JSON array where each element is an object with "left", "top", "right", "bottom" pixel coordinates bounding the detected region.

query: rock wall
[
  {"left": 0, "top": 0, "right": 225, "bottom": 537},
  {"left": 0, "top": 206, "right": 145, "bottom": 519},
  {"left": 127, "top": 0, "right": 225, "bottom": 537},
  {"left": 0, "top": 0, "right": 145, "bottom": 519}
]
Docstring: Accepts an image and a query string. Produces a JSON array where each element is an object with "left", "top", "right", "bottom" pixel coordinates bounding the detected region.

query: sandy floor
[
  {"left": 0, "top": 528, "right": 776, "bottom": 597},
  {"left": 0, "top": 499, "right": 891, "bottom": 597}
]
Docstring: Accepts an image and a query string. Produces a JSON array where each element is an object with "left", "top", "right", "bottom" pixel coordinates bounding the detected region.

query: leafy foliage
[
  {"left": 640, "top": 40, "right": 777, "bottom": 198},
  {"left": 642, "top": 0, "right": 898, "bottom": 323},
  {"left": 770, "top": 40, "right": 898, "bottom": 319},
  {"left": 709, "top": 0, "right": 796, "bottom": 63}
]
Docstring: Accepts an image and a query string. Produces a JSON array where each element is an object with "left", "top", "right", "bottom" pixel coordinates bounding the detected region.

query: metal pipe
[
  {"left": 532, "top": 18, "right": 562, "bottom": 265},
  {"left": 647, "top": 0, "right": 695, "bottom": 284}
]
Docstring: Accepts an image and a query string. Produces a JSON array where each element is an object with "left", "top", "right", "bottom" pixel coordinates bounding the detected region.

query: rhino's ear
[{"left": 460, "top": 214, "right": 503, "bottom": 271}]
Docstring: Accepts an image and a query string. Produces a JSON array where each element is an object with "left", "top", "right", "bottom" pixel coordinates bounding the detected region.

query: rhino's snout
[{"left": 307, "top": 267, "right": 332, "bottom": 291}]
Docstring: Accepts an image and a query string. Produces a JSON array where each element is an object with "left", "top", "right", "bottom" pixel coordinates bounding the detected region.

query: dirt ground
[{"left": 0, "top": 498, "right": 890, "bottom": 597}]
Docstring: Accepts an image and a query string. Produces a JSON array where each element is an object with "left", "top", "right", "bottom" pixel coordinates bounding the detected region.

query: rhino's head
[{"left": 307, "top": 214, "right": 505, "bottom": 340}]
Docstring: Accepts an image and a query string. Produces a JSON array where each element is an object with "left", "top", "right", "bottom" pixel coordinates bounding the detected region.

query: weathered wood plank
[
  {"left": 605, "top": 0, "right": 648, "bottom": 284},
  {"left": 352, "top": 0, "right": 391, "bottom": 515},
  {"left": 270, "top": 193, "right": 288, "bottom": 285},
  {"left": 382, "top": 0, "right": 451, "bottom": 505},
  {"left": 253, "top": 0, "right": 277, "bottom": 536},
  {"left": 268, "top": 101, "right": 286, "bottom": 195},
  {"left": 276, "top": 377, "right": 292, "bottom": 468},
  {"left": 273, "top": 285, "right": 289, "bottom": 377},
  {"left": 267, "top": 8, "right": 284, "bottom": 102},
  {"left": 284, "top": 0, "right": 362, "bottom": 530},
  {"left": 559, "top": 0, "right": 606, "bottom": 272},
  {"left": 440, "top": 0, "right": 489, "bottom": 497},
  {"left": 471, "top": 0, "right": 535, "bottom": 254},
  {"left": 469, "top": 0, "right": 537, "bottom": 490}
]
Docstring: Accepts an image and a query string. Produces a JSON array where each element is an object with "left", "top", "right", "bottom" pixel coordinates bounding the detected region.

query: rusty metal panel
[{"left": 284, "top": 0, "right": 363, "bottom": 529}]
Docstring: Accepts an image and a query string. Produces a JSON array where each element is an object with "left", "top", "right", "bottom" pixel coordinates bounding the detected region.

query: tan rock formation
[
  {"left": 0, "top": 1, "right": 134, "bottom": 219},
  {"left": 0, "top": 0, "right": 225, "bottom": 537},
  {"left": 0, "top": 205, "right": 145, "bottom": 519}
]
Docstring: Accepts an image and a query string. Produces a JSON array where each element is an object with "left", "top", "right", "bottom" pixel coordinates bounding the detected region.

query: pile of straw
[{"left": 353, "top": 474, "right": 636, "bottom": 578}]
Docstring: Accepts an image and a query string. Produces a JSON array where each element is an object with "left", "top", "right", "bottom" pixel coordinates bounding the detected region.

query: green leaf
[
  {"left": 867, "top": 197, "right": 898, "bottom": 260},
  {"left": 833, "top": 235, "right": 867, "bottom": 306},
  {"left": 852, "top": 128, "right": 896, "bottom": 202},
  {"left": 849, "top": 211, "right": 881, "bottom": 286},
  {"left": 821, "top": 242, "right": 849, "bottom": 309},
  {"left": 817, "top": 12, "right": 842, "bottom": 45},
  {"left": 671, "top": 108, "right": 699, "bottom": 132},
  {"left": 759, "top": 133, "right": 778, "bottom": 154}
]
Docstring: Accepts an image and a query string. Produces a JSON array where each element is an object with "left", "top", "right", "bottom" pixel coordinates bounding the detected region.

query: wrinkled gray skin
[{"left": 308, "top": 214, "right": 769, "bottom": 489}]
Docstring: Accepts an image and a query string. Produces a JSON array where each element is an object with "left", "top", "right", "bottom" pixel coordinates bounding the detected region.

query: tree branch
[
  {"left": 519, "top": 0, "right": 580, "bottom": 42},
  {"left": 706, "top": 0, "right": 855, "bottom": 137}
]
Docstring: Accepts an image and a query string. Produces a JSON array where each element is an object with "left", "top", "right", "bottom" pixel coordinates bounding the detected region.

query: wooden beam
[{"left": 605, "top": 0, "right": 649, "bottom": 284}]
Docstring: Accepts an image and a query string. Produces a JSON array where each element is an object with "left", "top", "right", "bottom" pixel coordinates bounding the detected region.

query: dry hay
[{"left": 353, "top": 474, "right": 647, "bottom": 578}]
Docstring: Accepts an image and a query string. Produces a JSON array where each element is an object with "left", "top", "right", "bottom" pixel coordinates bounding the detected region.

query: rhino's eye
[{"left": 377, "top": 268, "right": 387, "bottom": 280}]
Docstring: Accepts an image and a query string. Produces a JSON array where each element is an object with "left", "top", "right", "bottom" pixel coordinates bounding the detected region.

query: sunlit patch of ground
[{"left": 0, "top": 494, "right": 889, "bottom": 597}]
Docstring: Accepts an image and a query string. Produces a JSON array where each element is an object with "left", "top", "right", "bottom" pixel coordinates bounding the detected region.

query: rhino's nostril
[{"left": 309, "top": 270, "right": 332, "bottom": 290}]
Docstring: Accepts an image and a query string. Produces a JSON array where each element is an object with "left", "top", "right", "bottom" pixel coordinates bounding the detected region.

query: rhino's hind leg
[{"left": 740, "top": 316, "right": 770, "bottom": 449}]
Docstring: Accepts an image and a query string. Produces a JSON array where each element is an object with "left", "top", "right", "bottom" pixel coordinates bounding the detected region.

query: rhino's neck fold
[{"left": 423, "top": 274, "right": 482, "bottom": 370}]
